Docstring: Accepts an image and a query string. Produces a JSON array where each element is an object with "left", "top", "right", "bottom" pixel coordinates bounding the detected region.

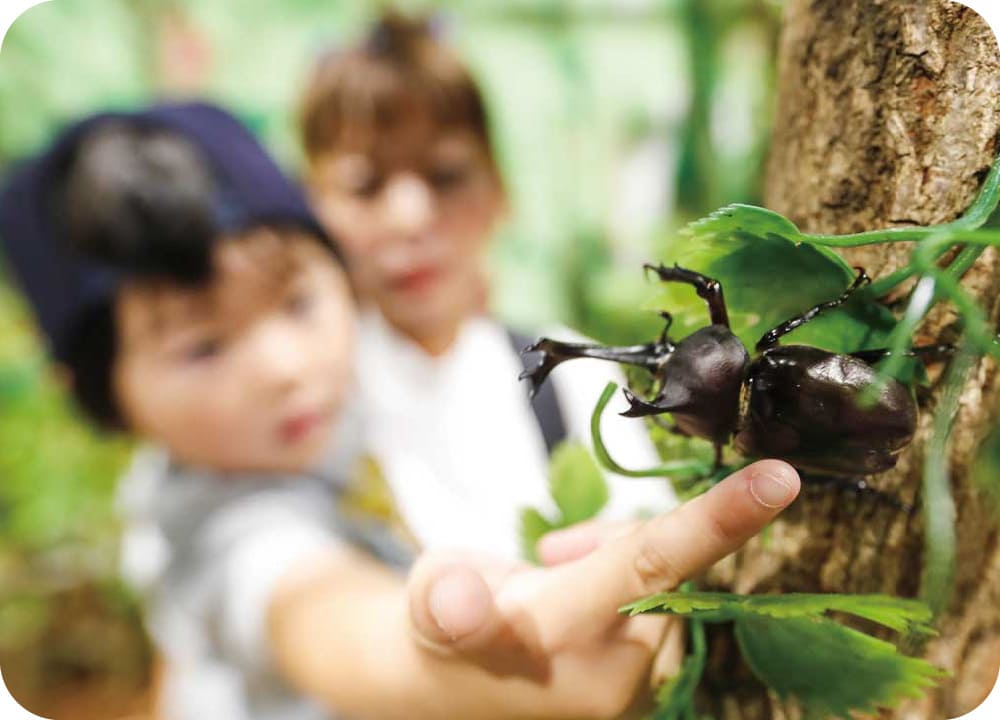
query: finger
[
  {"left": 407, "top": 558, "right": 504, "bottom": 654},
  {"left": 567, "top": 460, "right": 800, "bottom": 620},
  {"left": 536, "top": 519, "right": 636, "bottom": 566}
]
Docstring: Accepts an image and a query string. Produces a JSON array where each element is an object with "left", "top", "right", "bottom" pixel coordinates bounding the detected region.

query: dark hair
[
  {"left": 299, "top": 11, "right": 496, "bottom": 167},
  {"left": 56, "top": 123, "right": 221, "bottom": 428}
]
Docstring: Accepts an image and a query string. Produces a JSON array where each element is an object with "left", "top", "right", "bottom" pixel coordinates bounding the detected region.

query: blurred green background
[{"left": 0, "top": 1, "right": 779, "bottom": 717}]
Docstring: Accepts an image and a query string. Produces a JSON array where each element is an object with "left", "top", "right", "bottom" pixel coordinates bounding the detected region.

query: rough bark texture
[{"left": 702, "top": 2, "right": 1000, "bottom": 718}]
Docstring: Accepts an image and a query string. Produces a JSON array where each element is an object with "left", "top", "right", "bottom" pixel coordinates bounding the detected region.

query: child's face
[
  {"left": 112, "top": 230, "right": 355, "bottom": 474},
  {"left": 307, "top": 118, "right": 503, "bottom": 349}
]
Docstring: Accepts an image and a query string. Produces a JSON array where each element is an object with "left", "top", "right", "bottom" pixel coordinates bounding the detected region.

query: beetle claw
[{"left": 519, "top": 339, "right": 563, "bottom": 399}]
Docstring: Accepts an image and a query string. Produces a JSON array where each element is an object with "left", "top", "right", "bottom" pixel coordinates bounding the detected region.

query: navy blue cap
[{"left": 0, "top": 101, "right": 334, "bottom": 364}]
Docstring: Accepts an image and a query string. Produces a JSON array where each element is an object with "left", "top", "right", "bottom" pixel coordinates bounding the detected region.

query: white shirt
[{"left": 353, "top": 310, "right": 677, "bottom": 560}]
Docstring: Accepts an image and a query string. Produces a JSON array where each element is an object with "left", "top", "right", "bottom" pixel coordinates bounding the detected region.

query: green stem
[
  {"left": 591, "top": 382, "right": 711, "bottom": 479},
  {"left": 920, "top": 346, "right": 977, "bottom": 617},
  {"left": 800, "top": 154, "right": 1000, "bottom": 248},
  {"left": 860, "top": 276, "right": 938, "bottom": 405}
]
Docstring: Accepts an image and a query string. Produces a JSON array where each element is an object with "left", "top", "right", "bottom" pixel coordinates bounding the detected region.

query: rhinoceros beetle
[{"left": 521, "top": 264, "right": 953, "bottom": 483}]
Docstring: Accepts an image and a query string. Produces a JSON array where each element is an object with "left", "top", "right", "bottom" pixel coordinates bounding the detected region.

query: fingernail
[
  {"left": 748, "top": 468, "right": 797, "bottom": 508},
  {"left": 429, "top": 575, "right": 461, "bottom": 641}
]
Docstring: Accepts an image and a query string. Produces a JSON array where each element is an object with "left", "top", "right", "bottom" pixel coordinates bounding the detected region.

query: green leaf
[
  {"left": 734, "top": 614, "right": 946, "bottom": 719},
  {"left": 520, "top": 442, "right": 609, "bottom": 563},
  {"left": 683, "top": 204, "right": 807, "bottom": 249},
  {"left": 519, "top": 507, "right": 556, "bottom": 565},
  {"left": 620, "top": 591, "right": 936, "bottom": 635},
  {"left": 548, "top": 441, "right": 609, "bottom": 525},
  {"left": 649, "top": 205, "right": 897, "bottom": 355}
]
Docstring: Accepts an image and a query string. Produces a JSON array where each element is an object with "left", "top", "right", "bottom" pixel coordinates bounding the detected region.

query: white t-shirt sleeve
[{"left": 195, "top": 487, "right": 345, "bottom": 676}]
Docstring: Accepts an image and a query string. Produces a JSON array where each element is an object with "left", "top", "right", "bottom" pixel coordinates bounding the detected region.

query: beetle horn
[{"left": 620, "top": 388, "right": 672, "bottom": 418}]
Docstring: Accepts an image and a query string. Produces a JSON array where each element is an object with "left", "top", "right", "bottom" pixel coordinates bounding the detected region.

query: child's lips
[
  {"left": 390, "top": 266, "right": 441, "bottom": 294},
  {"left": 278, "top": 408, "right": 330, "bottom": 444}
]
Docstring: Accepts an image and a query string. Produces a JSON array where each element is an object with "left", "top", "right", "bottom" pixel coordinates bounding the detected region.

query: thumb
[{"left": 407, "top": 559, "right": 504, "bottom": 654}]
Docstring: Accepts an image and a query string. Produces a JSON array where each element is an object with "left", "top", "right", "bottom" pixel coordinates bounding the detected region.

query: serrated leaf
[
  {"left": 734, "top": 614, "right": 946, "bottom": 719},
  {"left": 519, "top": 507, "right": 556, "bottom": 564},
  {"left": 548, "top": 441, "right": 609, "bottom": 525},
  {"left": 620, "top": 591, "right": 936, "bottom": 635},
  {"left": 648, "top": 205, "right": 897, "bottom": 355},
  {"left": 683, "top": 203, "right": 806, "bottom": 248}
]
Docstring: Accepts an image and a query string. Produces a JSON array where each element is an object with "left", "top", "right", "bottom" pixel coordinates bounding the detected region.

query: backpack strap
[{"left": 508, "top": 329, "right": 568, "bottom": 456}]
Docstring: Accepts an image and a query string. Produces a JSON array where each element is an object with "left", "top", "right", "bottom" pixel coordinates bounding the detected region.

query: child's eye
[
  {"left": 346, "top": 173, "right": 384, "bottom": 199},
  {"left": 181, "top": 337, "right": 224, "bottom": 363},
  {"left": 427, "top": 165, "right": 470, "bottom": 192}
]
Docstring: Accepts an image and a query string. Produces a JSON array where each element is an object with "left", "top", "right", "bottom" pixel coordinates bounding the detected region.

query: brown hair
[{"left": 299, "top": 11, "right": 496, "bottom": 164}]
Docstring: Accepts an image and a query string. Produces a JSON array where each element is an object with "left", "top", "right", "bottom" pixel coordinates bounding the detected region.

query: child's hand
[{"left": 406, "top": 459, "right": 800, "bottom": 718}]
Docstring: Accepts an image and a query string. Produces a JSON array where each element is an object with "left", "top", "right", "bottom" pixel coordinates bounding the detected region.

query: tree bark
[{"left": 702, "top": 2, "right": 1000, "bottom": 718}]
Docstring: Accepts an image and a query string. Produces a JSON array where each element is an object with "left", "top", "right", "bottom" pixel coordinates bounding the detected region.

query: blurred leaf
[
  {"left": 519, "top": 507, "right": 556, "bottom": 564},
  {"left": 735, "top": 614, "right": 945, "bottom": 720},
  {"left": 548, "top": 441, "right": 609, "bottom": 525},
  {"left": 520, "top": 442, "right": 608, "bottom": 563}
]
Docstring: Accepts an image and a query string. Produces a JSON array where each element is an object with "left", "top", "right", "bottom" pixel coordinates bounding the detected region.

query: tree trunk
[{"left": 702, "top": 2, "right": 1000, "bottom": 718}]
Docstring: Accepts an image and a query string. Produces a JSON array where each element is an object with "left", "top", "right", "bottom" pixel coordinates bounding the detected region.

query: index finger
[{"left": 580, "top": 460, "right": 800, "bottom": 618}]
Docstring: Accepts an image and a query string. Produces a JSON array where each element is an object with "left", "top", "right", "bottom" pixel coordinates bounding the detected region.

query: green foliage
[
  {"left": 519, "top": 441, "right": 609, "bottom": 562},
  {"left": 519, "top": 508, "right": 557, "bottom": 564},
  {"left": 735, "top": 615, "right": 945, "bottom": 720},
  {"left": 649, "top": 204, "right": 896, "bottom": 354},
  {"left": 624, "top": 591, "right": 945, "bottom": 719},
  {"left": 0, "top": 287, "right": 131, "bottom": 555},
  {"left": 548, "top": 441, "right": 609, "bottom": 525},
  {"left": 621, "top": 591, "right": 935, "bottom": 635}
]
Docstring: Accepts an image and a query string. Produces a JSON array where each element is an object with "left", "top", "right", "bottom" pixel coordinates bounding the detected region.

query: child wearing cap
[{"left": 0, "top": 101, "right": 799, "bottom": 720}]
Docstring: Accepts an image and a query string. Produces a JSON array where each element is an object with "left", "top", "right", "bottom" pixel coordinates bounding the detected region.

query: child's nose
[
  {"left": 382, "top": 173, "right": 435, "bottom": 236},
  {"left": 251, "top": 321, "right": 309, "bottom": 394}
]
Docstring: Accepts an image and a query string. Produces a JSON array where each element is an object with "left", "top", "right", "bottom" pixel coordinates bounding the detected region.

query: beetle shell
[
  {"left": 653, "top": 325, "right": 750, "bottom": 445},
  {"left": 733, "top": 346, "right": 917, "bottom": 476}
]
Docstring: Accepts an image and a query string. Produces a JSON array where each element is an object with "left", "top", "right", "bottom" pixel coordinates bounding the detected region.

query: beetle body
[{"left": 733, "top": 346, "right": 917, "bottom": 476}]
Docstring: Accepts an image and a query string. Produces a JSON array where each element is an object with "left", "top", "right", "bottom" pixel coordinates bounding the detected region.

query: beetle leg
[
  {"left": 655, "top": 311, "right": 678, "bottom": 350},
  {"left": 799, "top": 472, "right": 914, "bottom": 513},
  {"left": 712, "top": 444, "right": 723, "bottom": 471},
  {"left": 850, "top": 343, "right": 956, "bottom": 365},
  {"left": 519, "top": 338, "right": 667, "bottom": 398},
  {"left": 756, "top": 268, "right": 870, "bottom": 351},
  {"left": 644, "top": 263, "right": 731, "bottom": 329}
]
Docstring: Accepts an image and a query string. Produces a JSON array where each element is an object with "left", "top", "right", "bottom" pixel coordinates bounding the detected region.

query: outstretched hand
[{"left": 406, "top": 459, "right": 800, "bottom": 719}]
